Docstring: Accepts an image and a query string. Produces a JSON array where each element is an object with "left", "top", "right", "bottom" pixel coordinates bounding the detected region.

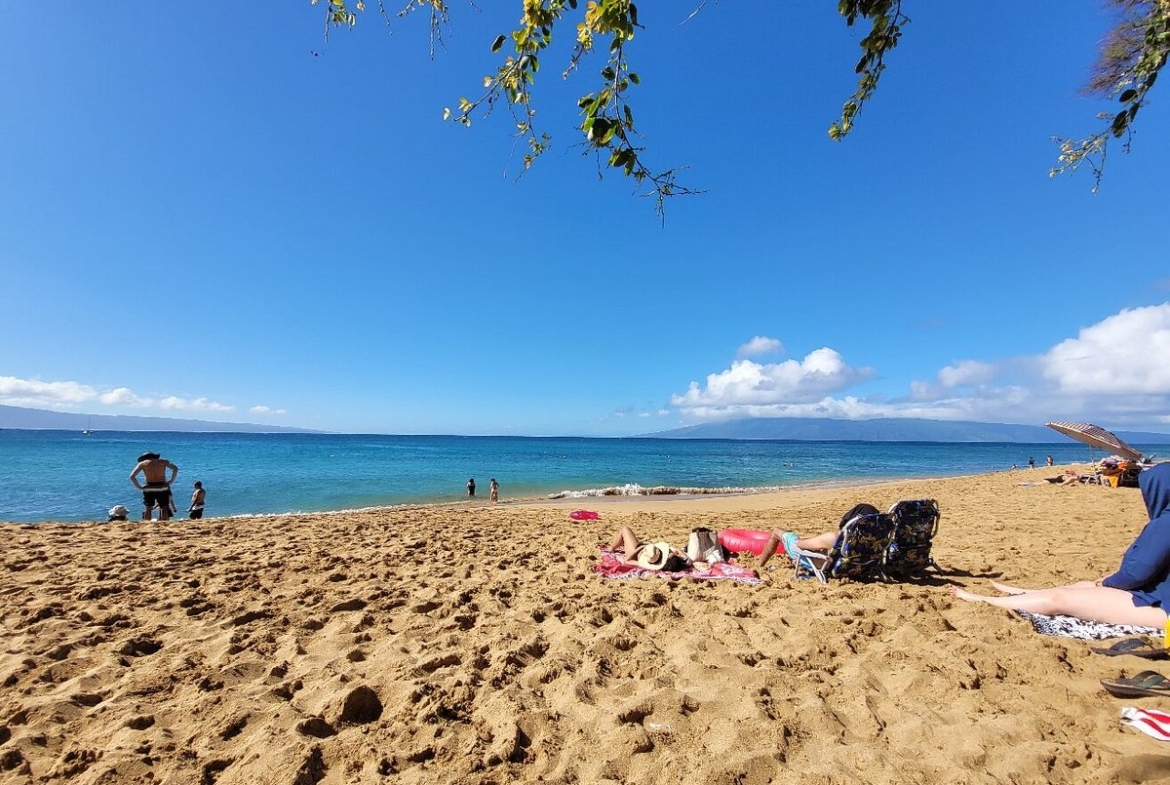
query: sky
[{"left": 2, "top": 3, "right": 1168, "bottom": 437}]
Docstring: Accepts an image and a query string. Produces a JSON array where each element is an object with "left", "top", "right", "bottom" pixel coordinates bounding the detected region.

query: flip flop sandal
[
  {"left": 1101, "top": 670, "right": 1170, "bottom": 697},
  {"left": 1090, "top": 638, "right": 1169, "bottom": 660}
]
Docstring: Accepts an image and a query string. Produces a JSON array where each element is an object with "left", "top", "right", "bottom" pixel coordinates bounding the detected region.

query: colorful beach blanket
[
  {"left": 594, "top": 549, "right": 761, "bottom": 585},
  {"left": 1016, "top": 610, "right": 1163, "bottom": 641}
]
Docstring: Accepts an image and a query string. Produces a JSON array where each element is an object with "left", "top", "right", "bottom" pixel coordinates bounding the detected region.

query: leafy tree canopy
[{"left": 314, "top": 0, "right": 1170, "bottom": 210}]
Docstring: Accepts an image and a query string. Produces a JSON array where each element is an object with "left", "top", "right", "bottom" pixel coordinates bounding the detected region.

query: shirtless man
[
  {"left": 189, "top": 481, "right": 206, "bottom": 519},
  {"left": 130, "top": 452, "right": 179, "bottom": 521}
]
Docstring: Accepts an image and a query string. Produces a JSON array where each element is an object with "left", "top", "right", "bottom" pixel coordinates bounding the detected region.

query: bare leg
[
  {"left": 800, "top": 531, "right": 839, "bottom": 552},
  {"left": 607, "top": 527, "right": 642, "bottom": 559},
  {"left": 991, "top": 579, "right": 1098, "bottom": 595},
  {"left": 951, "top": 585, "right": 1167, "bottom": 627},
  {"left": 759, "top": 529, "right": 839, "bottom": 568},
  {"left": 758, "top": 532, "right": 784, "bottom": 568}
]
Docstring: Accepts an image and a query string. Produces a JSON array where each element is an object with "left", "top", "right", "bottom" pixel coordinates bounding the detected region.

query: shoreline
[
  {"left": 0, "top": 430, "right": 1097, "bottom": 524},
  {"left": 1, "top": 464, "right": 1074, "bottom": 528}
]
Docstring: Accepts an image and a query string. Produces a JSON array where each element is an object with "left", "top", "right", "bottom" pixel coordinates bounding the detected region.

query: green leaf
[
  {"left": 1110, "top": 112, "right": 1129, "bottom": 136},
  {"left": 588, "top": 117, "right": 610, "bottom": 144}
]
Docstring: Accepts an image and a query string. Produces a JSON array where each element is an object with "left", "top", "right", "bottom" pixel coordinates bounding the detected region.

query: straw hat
[{"left": 635, "top": 542, "right": 672, "bottom": 570}]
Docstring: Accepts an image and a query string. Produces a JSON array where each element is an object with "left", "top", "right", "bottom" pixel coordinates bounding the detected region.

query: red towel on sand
[{"left": 593, "top": 548, "right": 761, "bottom": 585}]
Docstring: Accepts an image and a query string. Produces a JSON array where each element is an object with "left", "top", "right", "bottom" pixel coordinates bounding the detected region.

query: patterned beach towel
[
  {"left": 1121, "top": 707, "right": 1170, "bottom": 741},
  {"left": 594, "top": 548, "right": 761, "bottom": 585},
  {"left": 1016, "top": 610, "right": 1163, "bottom": 641}
]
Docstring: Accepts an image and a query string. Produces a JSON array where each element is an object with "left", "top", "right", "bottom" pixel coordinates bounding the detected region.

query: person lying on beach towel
[
  {"left": 607, "top": 526, "right": 691, "bottom": 572},
  {"left": 597, "top": 528, "right": 761, "bottom": 584},
  {"left": 756, "top": 503, "right": 881, "bottom": 569},
  {"left": 952, "top": 463, "right": 1170, "bottom": 628}
]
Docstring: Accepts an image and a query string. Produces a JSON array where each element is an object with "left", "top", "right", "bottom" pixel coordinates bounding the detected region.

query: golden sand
[{"left": 1, "top": 467, "right": 1166, "bottom": 784}]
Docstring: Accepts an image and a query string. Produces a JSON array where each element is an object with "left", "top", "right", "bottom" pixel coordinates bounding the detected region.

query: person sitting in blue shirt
[{"left": 951, "top": 462, "right": 1170, "bottom": 627}]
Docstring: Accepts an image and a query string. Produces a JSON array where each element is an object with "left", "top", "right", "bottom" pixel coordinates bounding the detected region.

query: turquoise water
[{"left": 0, "top": 429, "right": 1137, "bottom": 523}]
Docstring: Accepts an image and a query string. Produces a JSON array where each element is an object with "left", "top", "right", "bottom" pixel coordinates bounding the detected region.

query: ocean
[{"left": 0, "top": 429, "right": 1138, "bottom": 524}]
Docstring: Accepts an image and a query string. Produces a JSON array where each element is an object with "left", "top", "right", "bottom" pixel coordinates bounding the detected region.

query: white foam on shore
[{"left": 546, "top": 483, "right": 783, "bottom": 498}]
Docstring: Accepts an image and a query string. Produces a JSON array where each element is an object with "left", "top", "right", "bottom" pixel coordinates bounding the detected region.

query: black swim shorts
[{"left": 143, "top": 483, "right": 172, "bottom": 510}]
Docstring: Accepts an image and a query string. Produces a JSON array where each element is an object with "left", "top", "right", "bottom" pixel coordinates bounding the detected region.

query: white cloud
[
  {"left": 249, "top": 405, "right": 287, "bottom": 415},
  {"left": 99, "top": 387, "right": 152, "bottom": 407},
  {"left": 0, "top": 376, "right": 97, "bottom": 405},
  {"left": 0, "top": 375, "right": 249, "bottom": 417},
  {"left": 668, "top": 305, "right": 1170, "bottom": 430},
  {"left": 671, "top": 348, "right": 874, "bottom": 415},
  {"left": 158, "top": 396, "right": 235, "bottom": 412},
  {"left": 1042, "top": 303, "right": 1170, "bottom": 394},
  {"left": 937, "top": 360, "right": 996, "bottom": 388},
  {"left": 737, "top": 336, "right": 784, "bottom": 358}
]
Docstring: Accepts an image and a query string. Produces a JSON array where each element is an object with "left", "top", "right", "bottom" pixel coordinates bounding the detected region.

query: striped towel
[
  {"left": 594, "top": 548, "right": 761, "bottom": 585},
  {"left": 1121, "top": 707, "right": 1170, "bottom": 741}
]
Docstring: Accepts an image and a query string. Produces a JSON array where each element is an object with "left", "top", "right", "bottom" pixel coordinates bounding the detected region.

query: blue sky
[{"left": 2, "top": 3, "right": 1168, "bottom": 436}]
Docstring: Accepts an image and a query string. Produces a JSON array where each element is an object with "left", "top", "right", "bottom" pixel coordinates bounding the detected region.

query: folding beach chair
[
  {"left": 790, "top": 511, "right": 896, "bottom": 584},
  {"left": 884, "top": 499, "right": 941, "bottom": 580}
]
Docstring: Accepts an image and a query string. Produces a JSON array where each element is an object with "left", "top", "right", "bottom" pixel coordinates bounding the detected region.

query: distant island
[
  {"left": 5, "top": 405, "right": 1170, "bottom": 443},
  {"left": 644, "top": 417, "right": 1170, "bottom": 445},
  {"left": 0, "top": 404, "right": 320, "bottom": 434}
]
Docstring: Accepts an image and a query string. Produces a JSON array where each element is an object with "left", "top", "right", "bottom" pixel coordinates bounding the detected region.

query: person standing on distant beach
[
  {"left": 189, "top": 481, "right": 206, "bottom": 520},
  {"left": 467, "top": 478, "right": 476, "bottom": 498},
  {"left": 130, "top": 452, "right": 179, "bottom": 521},
  {"left": 1028, "top": 456, "right": 1035, "bottom": 469},
  {"left": 1047, "top": 455, "right": 1054, "bottom": 467},
  {"left": 489, "top": 478, "right": 499, "bottom": 503}
]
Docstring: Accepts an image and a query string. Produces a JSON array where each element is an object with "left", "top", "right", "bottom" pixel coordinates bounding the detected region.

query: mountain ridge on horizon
[
  {"left": 643, "top": 416, "right": 1170, "bottom": 445},
  {"left": 0, "top": 404, "right": 320, "bottom": 434},
  {"left": 5, "top": 405, "right": 1170, "bottom": 443}
]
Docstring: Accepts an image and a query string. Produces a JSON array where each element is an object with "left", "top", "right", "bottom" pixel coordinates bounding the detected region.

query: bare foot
[
  {"left": 990, "top": 580, "right": 1028, "bottom": 595},
  {"left": 950, "top": 587, "right": 984, "bottom": 603}
]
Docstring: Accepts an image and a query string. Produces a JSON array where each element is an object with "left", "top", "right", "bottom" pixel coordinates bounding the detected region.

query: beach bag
[
  {"left": 839, "top": 503, "right": 880, "bottom": 529},
  {"left": 687, "top": 527, "right": 724, "bottom": 564}
]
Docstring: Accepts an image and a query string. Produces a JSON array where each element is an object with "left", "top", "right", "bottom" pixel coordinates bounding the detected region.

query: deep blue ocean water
[{"left": 0, "top": 429, "right": 1144, "bottom": 523}]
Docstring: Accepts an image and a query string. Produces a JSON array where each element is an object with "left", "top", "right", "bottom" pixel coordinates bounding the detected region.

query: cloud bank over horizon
[
  {"left": 0, "top": 377, "right": 286, "bottom": 420},
  {"left": 669, "top": 303, "right": 1170, "bottom": 430},
  {"left": 4, "top": 304, "right": 1168, "bottom": 433}
]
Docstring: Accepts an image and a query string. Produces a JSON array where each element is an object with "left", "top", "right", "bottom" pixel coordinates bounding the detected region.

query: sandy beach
[{"left": 2, "top": 466, "right": 1167, "bottom": 785}]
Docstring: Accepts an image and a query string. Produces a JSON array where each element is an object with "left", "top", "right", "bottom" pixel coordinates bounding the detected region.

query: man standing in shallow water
[{"left": 130, "top": 452, "right": 179, "bottom": 521}]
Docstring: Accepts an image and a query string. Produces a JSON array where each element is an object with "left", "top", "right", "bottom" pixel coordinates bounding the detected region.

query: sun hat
[
  {"left": 138, "top": 452, "right": 160, "bottom": 462},
  {"left": 635, "top": 542, "right": 672, "bottom": 570},
  {"left": 108, "top": 505, "right": 128, "bottom": 517}
]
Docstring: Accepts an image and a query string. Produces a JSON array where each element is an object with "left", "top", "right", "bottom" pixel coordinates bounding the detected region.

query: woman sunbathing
[
  {"left": 608, "top": 526, "right": 690, "bottom": 571},
  {"left": 951, "top": 462, "right": 1170, "bottom": 627}
]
